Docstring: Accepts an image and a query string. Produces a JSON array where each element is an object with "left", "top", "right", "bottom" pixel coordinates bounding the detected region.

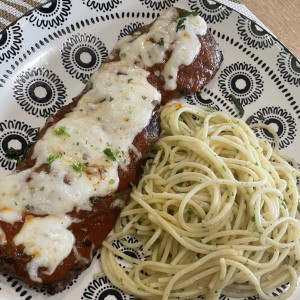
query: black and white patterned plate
[{"left": 0, "top": 0, "right": 299, "bottom": 299}]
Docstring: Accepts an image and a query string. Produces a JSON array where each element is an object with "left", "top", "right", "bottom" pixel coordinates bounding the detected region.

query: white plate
[{"left": 0, "top": 0, "right": 299, "bottom": 299}]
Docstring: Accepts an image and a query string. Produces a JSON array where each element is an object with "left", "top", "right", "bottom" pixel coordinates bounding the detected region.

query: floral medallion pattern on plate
[
  {"left": 13, "top": 68, "right": 67, "bottom": 118},
  {"left": 188, "top": 0, "right": 232, "bottom": 23},
  {"left": 26, "top": 0, "right": 72, "bottom": 29},
  {"left": 248, "top": 106, "right": 296, "bottom": 149},
  {"left": 236, "top": 15, "right": 275, "bottom": 49},
  {"left": 0, "top": 25, "right": 23, "bottom": 63},
  {"left": 82, "top": 0, "right": 123, "bottom": 12},
  {"left": 118, "top": 22, "right": 145, "bottom": 40},
  {"left": 218, "top": 62, "right": 264, "bottom": 106},
  {"left": 277, "top": 51, "right": 300, "bottom": 87},
  {"left": 61, "top": 33, "right": 108, "bottom": 80},
  {"left": 0, "top": 0, "right": 299, "bottom": 299},
  {"left": 139, "top": 0, "right": 179, "bottom": 11},
  {"left": 0, "top": 120, "right": 39, "bottom": 170}
]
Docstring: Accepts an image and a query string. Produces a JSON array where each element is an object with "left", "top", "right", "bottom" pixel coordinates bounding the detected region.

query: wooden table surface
[{"left": 240, "top": 0, "right": 300, "bottom": 59}]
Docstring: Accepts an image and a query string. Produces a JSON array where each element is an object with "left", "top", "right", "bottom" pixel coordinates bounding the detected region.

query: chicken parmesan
[{"left": 0, "top": 7, "right": 222, "bottom": 293}]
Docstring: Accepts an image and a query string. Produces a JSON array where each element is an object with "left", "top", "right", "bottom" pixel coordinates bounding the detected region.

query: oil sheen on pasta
[{"left": 0, "top": 8, "right": 207, "bottom": 282}]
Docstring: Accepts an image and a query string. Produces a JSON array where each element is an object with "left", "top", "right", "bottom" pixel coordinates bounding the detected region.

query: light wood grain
[{"left": 240, "top": 0, "right": 300, "bottom": 59}]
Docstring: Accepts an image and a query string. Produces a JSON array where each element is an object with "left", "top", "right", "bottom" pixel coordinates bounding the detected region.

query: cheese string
[{"left": 100, "top": 102, "right": 300, "bottom": 299}]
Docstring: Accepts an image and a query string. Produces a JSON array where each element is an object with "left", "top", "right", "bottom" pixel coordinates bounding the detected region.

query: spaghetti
[{"left": 100, "top": 102, "right": 300, "bottom": 300}]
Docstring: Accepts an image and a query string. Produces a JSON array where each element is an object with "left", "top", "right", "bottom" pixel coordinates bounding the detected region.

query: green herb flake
[
  {"left": 206, "top": 107, "right": 214, "bottom": 113},
  {"left": 157, "top": 38, "right": 164, "bottom": 46},
  {"left": 39, "top": 186, "right": 45, "bottom": 191},
  {"left": 115, "top": 148, "right": 125, "bottom": 158},
  {"left": 176, "top": 18, "right": 186, "bottom": 32},
  {"left": 120, "top": 52, "right": 127, "bottom": 59},
  {"left": 251, "top": 215, "right": 256, "bottom": 222},
  {"left": 109, "top": 96, "right": 114, "bottom": 102},
  {"left": 24, "top": 204, "right": 31, "bottom": 211},
  {"left": 186, "top": 207, "right": 194, "bottom": 222},
  {"left": 89, "top": 196, "right": 98, "bottom": 204},
  {"left": 54, "top": 126, "right": 70, "bottom": 137},
  {"left": 109, "top": 179, "right": 115, "bottom": 184},
  {"left": 142, "top": 95, "right": 147, "bottom": 100},
  {"left": 228, "top": 94, "right": 244, "bottom": 118},
  {"left": 246, "top": 115, "right": 255, "bottom": 125},
  {"left": 82, "top": 153, "right": 88, "bottom": 160},
  {"left": 251, "top": 251, "right": 256, "bottom": 256},
  {"left": 47, "top": 153, "right": 62, "bottom": 165},
  {"left": 104, "top": 148, "right": 116, "bottom": 161},
  {"left": 175, "top": 11, "right": 198, "bottom": 33},
  {"left": 222, "top": 166, "right": 226, "bottom": 172},
  {"left": 281, "top": 200, "right": 287, "bottom": 209},
  {"left": 72, "top": 161, "right": 84, "bottom": 176},
  {"left": 127, "top": 78, "right": 133, "bottom": 83},
  {"left": 178, "top": 10, "right": 198, "bottom": 18},
  {"left": 81, "top": 79, "right": 88, "bottom": 84},
  {"left": 187, "top": 207, "right": 194, "bottom": 215}
]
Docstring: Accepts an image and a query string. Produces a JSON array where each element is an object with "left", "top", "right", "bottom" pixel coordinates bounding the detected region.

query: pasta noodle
[{"left": 100, "top": 102, "right": 300, "bottom": 300}]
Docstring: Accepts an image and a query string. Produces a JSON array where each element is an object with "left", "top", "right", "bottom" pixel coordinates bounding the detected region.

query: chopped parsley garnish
[
  {"left": 109, "top": 179, "right": 115, "bottom": 184},
  {"left": 178, "top": 10, "right": 198, "bottom": 18},
  {"left": 115, "top": 148, "right": 125, "bottom": 158},
  {"left": 206, "top": 107, "right": 214, "bottom": 113},
  {"left": 72, "top": 161, "right": 84, "bottom": 176},
  {"left": 142, "top": 95, "right": 147, "bottom": 100},
  {"left": 89, "top": 196, "right": 98, "bottom": 204},
  {"left": 176, "top": 18, "right": 186, "bottom": 32},
  {"left": 246, "top": 115, "right": 255, "bottom": 125},
  {"left": 228, "top": 94, "right": 244, "bottom": 118},
  {"left": 187, "top": 207, "right": 194, "bottom": 215},
  {"left": 54, "top": 126, "right": 70, "bottom": 137},
  {"left": 186, "top": 207, "right": 194, "bottom": 220},
  {"left": 121, "top": 52, "right": 127, "bottom": 59},
  {"left": 47, "top": 153, "right": 62, "bottom": 165},
  {"left": 246, "top": 114, "right": 265, "bottom": 125},
  {"left": 127, "top": 78, "right": 133, "bottom": 83},
  {"left": 281, "top": 200, "right": 287, "bottom": 209},
  {"left": 157, "top": 38, "right": 164, "bottom": 46},
  {"left": 176, "top": 11, "right": 198, "bottom": 32},
  {"left": 109, "top": 96, "right": 114, "bottom": 102},
  {"left": 81, "top": 79, "right": 88, "bottom": 84},
  {"left": 251, "top": 215, "right": 256, "bottom": 222},
  {"left": 104, "top": 148, "right": 116, "bottom": 161},
  {"left": 24, "top": 204, "right": 31, "bottom": 211},
  {"left": 40, "top": 186, "right": 45, "bottom": 191}
]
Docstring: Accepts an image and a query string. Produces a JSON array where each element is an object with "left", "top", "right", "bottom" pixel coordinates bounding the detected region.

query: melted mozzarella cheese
[
  {"left": 0, "top": 7, "right": 206, "bottom": 223},
  {"left": 115, "top": 7, "right": 207, "bottom": 90},
  {"left": 13, "top": 215, "right": 74, "bottom": 282},
  {"left": 0, "top": 64, "right": 160, "bottom": 221},
  {"left": 0, "top": 7, "right": 208, "bottom": 282}
]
